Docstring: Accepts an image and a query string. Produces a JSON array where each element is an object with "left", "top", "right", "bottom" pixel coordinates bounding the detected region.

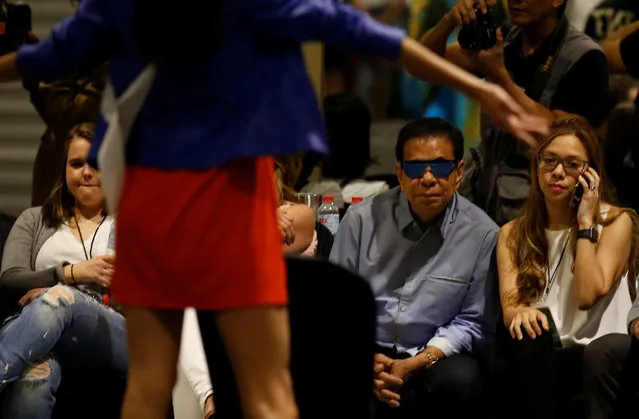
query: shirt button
[{"left": 400, "top": 305, "right": 407, "bottom": 312}]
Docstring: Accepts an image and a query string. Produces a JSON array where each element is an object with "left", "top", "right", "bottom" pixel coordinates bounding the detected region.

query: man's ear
[
  {"left": 552, "top": 0, "right": 565, "bottom": 11},
  {"left": 395, "top": 162, "right": 403, "bottom": 185},
  {"left": 454, "top": 160, "right": 465, "bottom": 191}
]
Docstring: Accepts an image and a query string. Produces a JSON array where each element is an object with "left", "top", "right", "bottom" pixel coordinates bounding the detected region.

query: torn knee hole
[
  {"left": 24, "top": 361, "right": 51, "bottom": 380},
  {"left": 42, "top": 287, "right": 75, "bottom": 306}
]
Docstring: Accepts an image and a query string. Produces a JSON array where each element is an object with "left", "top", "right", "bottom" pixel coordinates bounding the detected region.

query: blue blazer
[{"left": 17, "top": 0, "right": 406, "bottom": 170}]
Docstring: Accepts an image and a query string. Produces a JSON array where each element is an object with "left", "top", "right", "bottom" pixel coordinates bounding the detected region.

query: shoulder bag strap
[{"left": 524, "top": 16, "right": 570, "bottom": 103}]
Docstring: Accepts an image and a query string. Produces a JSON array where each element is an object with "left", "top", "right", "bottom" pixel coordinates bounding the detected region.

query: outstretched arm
[
  {"left": 0, "top": 0, "right": 115, "bottom": 84},
  {"left": 601, "top": 23, "right": 639, "bottom": 76},
  {"left": 238, "top": 0, "right": 547, "bottom": 145},
  {"left": 0, "top": 53, "right": 20, "bottom": 82}
]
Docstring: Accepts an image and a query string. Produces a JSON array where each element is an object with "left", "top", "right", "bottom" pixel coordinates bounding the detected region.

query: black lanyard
[
  {"left": 73, "top": 213, "right": 107, "bottom": 260},
  {"left": 541, "top": 228, "right": 572, "bottom": 305}
]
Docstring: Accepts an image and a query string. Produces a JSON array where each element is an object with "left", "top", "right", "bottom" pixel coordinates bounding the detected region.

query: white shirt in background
[
  {"left": 301, "top": 178, "right": 389, "bottom": 208},
  {"left": 566, "top": 0, "right": 602, "bottom": 30},
  {"left": 35, "top": 217, "right": 114, "bottom": 271},
  {"left": 175, "top": 308, "right": 213, "bottom": 416},
  {"left": 342, "top": 179, "right": 389, "bottom": 204}
]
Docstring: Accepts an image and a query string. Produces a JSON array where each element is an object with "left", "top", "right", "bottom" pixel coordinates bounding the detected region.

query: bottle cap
[
  {"left": 351, "top": 197, "right": 364, "bottom": 204},
  {"left": 322, "top": 196, "right": 333, "bottom": 202}
]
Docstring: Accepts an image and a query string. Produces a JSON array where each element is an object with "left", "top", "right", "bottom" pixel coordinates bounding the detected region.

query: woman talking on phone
[
  {"left": 0, "top": 1, "right": 546, "bottom": 418},
  {"left": 495, "top": 117, "right": 639, "bottom": 419}
]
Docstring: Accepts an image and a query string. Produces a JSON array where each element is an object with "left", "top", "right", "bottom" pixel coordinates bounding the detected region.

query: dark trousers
[
  {"left": 495, "top": 325, "right": 584, "bottom": 419},
  {"left": 583, "top": 334, "right": 639, "bottom": 419},
  {"left": 373, "top": 346, "right": 485, "bottom": 419}
]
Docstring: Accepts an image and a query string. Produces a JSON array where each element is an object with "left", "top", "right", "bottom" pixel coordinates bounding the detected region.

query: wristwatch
[
  {"left": 577, "top": 226, "right": 599, "bottom": 243},
  {"left": 417, "top": 348, "right": 439, "bottom": 369}
]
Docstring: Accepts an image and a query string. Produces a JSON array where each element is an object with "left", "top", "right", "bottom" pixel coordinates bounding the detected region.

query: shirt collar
[{"left": 397, "top": 191, "right": 459, "bottom": 238}]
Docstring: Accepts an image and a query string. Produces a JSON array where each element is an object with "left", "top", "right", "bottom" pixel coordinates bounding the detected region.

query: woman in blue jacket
[{"left": 0, "top": 0, "right": 545, "bottom": 418}]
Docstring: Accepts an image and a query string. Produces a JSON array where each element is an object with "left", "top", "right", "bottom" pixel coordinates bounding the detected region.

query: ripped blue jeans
[{"left": 0, "top": 285, "right": 128, "bottom": 419}]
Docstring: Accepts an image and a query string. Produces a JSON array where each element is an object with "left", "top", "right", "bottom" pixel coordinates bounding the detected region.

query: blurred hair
[
  {"left": 275, "top": 154, "right": 304, "bottom": 203},
  {"left": 321, "top": 93, "right": 373, "bottom": 186}
]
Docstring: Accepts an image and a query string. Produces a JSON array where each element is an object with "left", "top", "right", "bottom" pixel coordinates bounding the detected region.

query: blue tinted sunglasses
[{"left": 402, "top": 160, "right": 456, "bottom": 179}]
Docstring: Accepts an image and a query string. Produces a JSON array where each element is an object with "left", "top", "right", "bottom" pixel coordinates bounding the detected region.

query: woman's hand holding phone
[{"left": 576, "top": 167, "right": 601, "bottom": 228}]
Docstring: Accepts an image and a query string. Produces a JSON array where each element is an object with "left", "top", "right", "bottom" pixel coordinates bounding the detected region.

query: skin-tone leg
[
  {"left": 121, "top": 305, "right": 296, "bottom": 419},
  {"left": 120, "top": 307, "right": 183, "bottom": 419},
  {"left": 213, "top": 306, "right": 297, "bottom": 419}
]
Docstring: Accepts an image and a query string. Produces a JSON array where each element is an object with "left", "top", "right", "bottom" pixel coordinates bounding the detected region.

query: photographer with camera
[
  {"left": 421, "top": 0, "right": 609, "bottom": 226},
  {"left": 0, "top": 0, "right": 32, "bottom": 56}
]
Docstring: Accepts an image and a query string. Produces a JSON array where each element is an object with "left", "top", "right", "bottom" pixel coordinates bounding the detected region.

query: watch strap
[{"left": 577, "top": 226, "right": 598, "bottom": 242}]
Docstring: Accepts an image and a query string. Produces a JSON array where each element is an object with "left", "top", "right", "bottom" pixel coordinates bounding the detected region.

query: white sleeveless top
[
  {"left": 35, "top": 216, "right": 115, "bottom": 271},
  {"left": 539, "top": 207, "right": 632, "bottom": 347}
]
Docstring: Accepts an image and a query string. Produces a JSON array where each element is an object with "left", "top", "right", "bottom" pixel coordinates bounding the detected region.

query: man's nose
[{"left": 420, "top": 169, "right": 437, "bottom": 186}]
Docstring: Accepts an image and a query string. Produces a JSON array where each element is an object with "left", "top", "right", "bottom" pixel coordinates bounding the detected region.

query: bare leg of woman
[
  {"left": 199, "top": 307, "right": 297, "bottom": 419},
  {"left": 120, "top": 307, "right": 183, "bottom": 419}
]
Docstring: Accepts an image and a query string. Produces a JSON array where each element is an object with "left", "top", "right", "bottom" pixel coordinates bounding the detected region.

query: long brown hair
[
  {"left": 41, "top": 123, "right": 103, "bottom": 228},
  {"left": 507, "top": 117, "right": 639, "bottom": 305},
  {"left": 275, "top": 154, "right": 304, "bottom": 204}
]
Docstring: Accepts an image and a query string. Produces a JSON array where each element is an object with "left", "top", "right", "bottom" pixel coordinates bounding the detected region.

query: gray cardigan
[{"left": 0, "top": 207, "right": 66, "bottom": 292}]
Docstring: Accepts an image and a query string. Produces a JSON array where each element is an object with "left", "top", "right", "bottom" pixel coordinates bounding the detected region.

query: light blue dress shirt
[{"left": 330, "top": 187, "right": 499, "bottom": 357}]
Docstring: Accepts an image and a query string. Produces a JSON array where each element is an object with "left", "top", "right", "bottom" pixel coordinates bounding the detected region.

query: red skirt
[{"left": 110, "top": 157, "right": 287, "bottom": 310}]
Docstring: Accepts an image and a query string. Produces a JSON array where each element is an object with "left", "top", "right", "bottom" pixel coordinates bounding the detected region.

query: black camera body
[
  {"left": 0, "top": 0, "right": 32, "bottom": 56},
  {"left": 458, "top": 7, "right": 498, "bottom": 50}
]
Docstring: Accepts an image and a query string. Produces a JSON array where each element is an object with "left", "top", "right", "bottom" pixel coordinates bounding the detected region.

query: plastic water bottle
[
  {"left": 318, "top": 196, "right": 340, "bottom": 235},
  {"left": 351, "top": 196, "right": 364, "bottom": 205}
]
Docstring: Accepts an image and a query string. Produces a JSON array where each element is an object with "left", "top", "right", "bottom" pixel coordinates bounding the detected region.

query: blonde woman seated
[
  {"left": 496, "top": 117, "right": 639, "bottom": 419},
  {"left": 275, "top": 155, "right": 317, "bottom": 257}
]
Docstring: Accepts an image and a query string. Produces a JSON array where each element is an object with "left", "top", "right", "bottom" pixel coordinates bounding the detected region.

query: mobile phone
[
  {"left": 538, "top": 306, "right": 562, "bottom": 349},
  {"left": 571, "top": 183, "right": 584, "bottom": 209}
]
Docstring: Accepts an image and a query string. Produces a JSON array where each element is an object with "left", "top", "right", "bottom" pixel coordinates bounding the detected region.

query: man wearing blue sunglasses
[{"left": 330, "top": 117, "right": 499, "bottom": 419}]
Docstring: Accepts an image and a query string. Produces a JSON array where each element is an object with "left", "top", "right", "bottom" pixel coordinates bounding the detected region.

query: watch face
[{"left": 579, "top": 227, "right": 598, "bottom": 242}]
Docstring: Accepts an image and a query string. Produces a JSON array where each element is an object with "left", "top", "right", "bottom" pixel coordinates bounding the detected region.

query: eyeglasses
[
  {"left": 536, "top": 153, "right": 588, "bottom": 177},
  {"left": 402, "top": 160, "right": 456, "bottom": 179}
]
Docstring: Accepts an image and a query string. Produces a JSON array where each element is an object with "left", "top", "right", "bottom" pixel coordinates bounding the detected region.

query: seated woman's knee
[
  {"left": 39, "top": 285, "right": 78, "bottom": 307},
  {"left": 21, "top": 285, "right": 79, "bottom": 328}
]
